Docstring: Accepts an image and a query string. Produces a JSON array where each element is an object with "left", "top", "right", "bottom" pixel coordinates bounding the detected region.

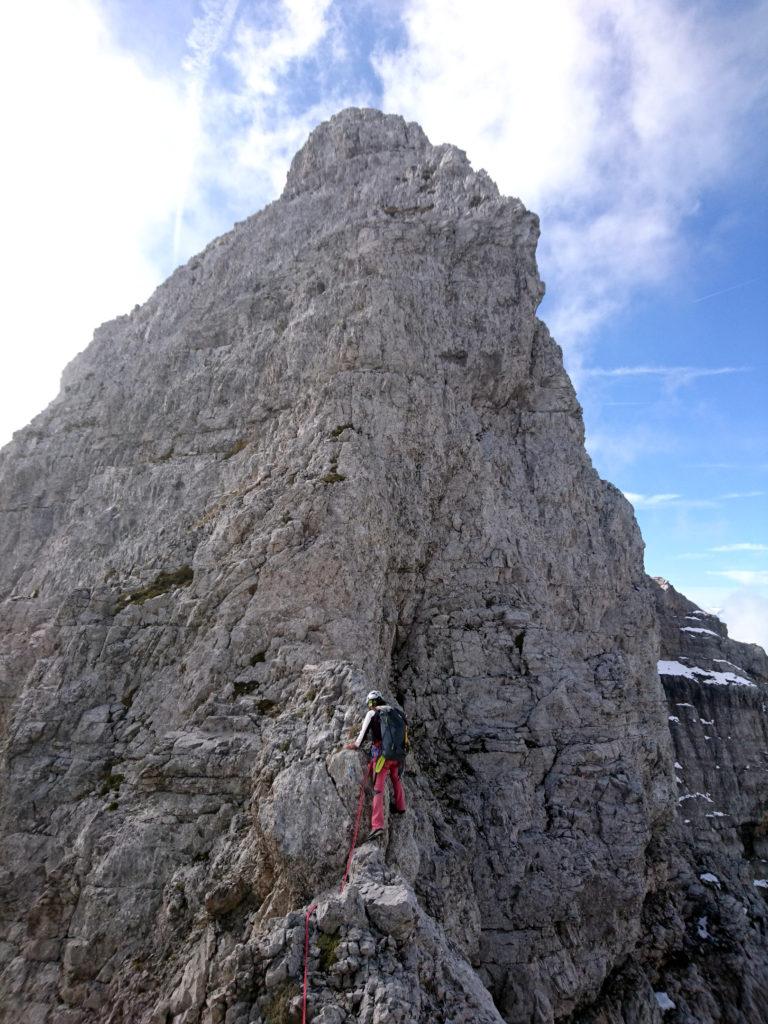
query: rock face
[
  {"left": 0, "top": 108, "right": 761, "bottom": 1024},
  {"left": 635, "top": 579, "right": 768, "bottom": 1024},
  {"left": 577, "top": 579, "right": 768, "bottom": 1024}
]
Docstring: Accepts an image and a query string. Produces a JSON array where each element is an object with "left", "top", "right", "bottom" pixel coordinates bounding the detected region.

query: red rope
[
  {"left": 303, "top": 761, "right": 371, "bottom": 1021},
  {"left": 302, "top": 902, "right": 318, "bottom": 1024},
  {"left": 340, "top": 760, "right": 371, "bottom": 893}
]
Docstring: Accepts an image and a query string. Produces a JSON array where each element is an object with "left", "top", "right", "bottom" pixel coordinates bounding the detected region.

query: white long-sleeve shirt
[{"left": 352, "top": 705, "right": 391, "bottom": 748}]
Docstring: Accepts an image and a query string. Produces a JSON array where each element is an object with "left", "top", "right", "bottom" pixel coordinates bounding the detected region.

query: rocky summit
[{"left": 0, "top": 109, "right": 765, "bottom": 1024}]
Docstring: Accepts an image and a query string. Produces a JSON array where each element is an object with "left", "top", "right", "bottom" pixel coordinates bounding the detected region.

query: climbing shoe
[
  {"left": 367, "top": 828, "right": 384, "bottom": 841},
  {"left": 391, "top": 806, "right": 406, "bottom": 816}
]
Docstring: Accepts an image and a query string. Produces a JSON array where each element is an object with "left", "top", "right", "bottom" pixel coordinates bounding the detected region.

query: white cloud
[
  {"left": 711, "top": 543, "right": 768, "bottom": 552},
  {"left": 0, "top": 0, "right": 355, "bottom": 446},
  {"left": 0, "top": 0, "right": 189, "bottom": 447},
  {"left": 719, "top": 589, "right": 768, "bottom": 651},
  {"left": 585, "top": 421, "right": 677, "bottom": 473},
  {"left": 227, "top": 0, "right": 332, "bottom": 94},
  {"left": 172, "top": 0, "right": 367, "bottom": 261},
  {"left": 684, "top": 584, "right": 768, "bottom": 651},
  {"left": 694, "top": 463, "right": 768, "bottom": 471},
  {"left": 623, "top": 490, "right": 764, "bottom": 510},
  {"left": 708, "top": 570, "right": 768, "bottom": 587},
  {"left": 3, "top": 0, "right": 766, "bottom": 455},
  {"left": 623, "top": 492, "right": 681, "bottom": 508},
  {"left": 375, "top": 0, "right": 768, "bottom": 366},
  {"left": 582, "top": 366, "right": 747, "bottom": 389},
  {"left": 173, "top": 0, "right": 241, "bottom": 258}
]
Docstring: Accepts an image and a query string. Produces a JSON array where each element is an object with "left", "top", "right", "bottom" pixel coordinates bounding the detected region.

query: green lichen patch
[
  {"left": 317, "top": 932, "right": 341, "bottom": 972},
  {"left": 116, "top": 566, "right": 194, "bottom": 611},
  {"left": 234, "top": 680, "right": 257, "bottom": 697},
  {"left": 263, "top": 980, "right": 300, "bottom": 1024},
  {"left": 223, "top": 437, "right": 248, "bottom": 460},
  {"left": 99, "top": 771, "right": 125, "bottom": 797}
]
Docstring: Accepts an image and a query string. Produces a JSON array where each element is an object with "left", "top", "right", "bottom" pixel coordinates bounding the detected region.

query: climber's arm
[{"left": 345, "top": 709, "right": 375, "bottom": 749}]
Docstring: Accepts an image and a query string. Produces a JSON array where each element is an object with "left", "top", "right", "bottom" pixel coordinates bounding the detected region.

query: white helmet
[{"left": 366, "top": 690, "right": 383, "bottom": 704}]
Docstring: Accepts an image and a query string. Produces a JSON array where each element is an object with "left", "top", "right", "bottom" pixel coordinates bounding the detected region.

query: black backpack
[{"left": 379, "top": 707, "right": 408, "bottom": 761}]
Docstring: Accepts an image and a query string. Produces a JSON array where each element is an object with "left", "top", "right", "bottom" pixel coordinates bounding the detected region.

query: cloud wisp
[
  {"left": 685, "top": 585, "right": 768, "bottom": 651},
  {"left": 719, "top": 589, "right": 768, "bottom": 650},
  {"left": 0, "top": 0, "right": 191, "bottom": 447},
  {"left": 172, "top": 0, "right": 370, "bottom": 259},
  {"left": 173, "top": 0, "right": 241, "bottom": 259},
  {"left": 623, "top": 491, "right": 764, "bottom": 510},
  {"left": 708, "top": 570, "right": 768, "bottom": 587},
  {"left": 375, "top": 0, "right": 768, "bottom": 362},
  {"left": 623, "top": 492, "right": 682, "bottom": 509},
  {"left": 711, "top": 543, "right": 768, "bottom": 552},
  {"left": 582, "top": 366, "right": 748, "bottom": 389}
]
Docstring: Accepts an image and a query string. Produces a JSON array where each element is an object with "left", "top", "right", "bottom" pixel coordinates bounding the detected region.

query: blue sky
[{"left": 1, "top": 0, "right": 766, "bottom": 646}]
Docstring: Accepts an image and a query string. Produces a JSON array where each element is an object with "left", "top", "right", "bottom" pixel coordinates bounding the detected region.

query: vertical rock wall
[
  {"left": 575, "top": 580, "right": 768, "bottom": 1024},
  {"left": 1, "top": 109, "right": 676, "bottom": 1024}
]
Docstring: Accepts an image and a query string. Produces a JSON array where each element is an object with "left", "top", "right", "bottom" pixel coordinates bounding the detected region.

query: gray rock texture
[
  {"left": 575, "top": 579, "right": 768, "bottom": 1024},
  {"left": 0, "top": 108, "right": 762, "bottom": 1024}
]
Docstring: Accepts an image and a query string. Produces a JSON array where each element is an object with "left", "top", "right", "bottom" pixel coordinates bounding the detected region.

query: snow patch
[
  {"left": 697, "top": 915, "right": 710, "bottom": 939},
  {"left": 668, "top": 715, "right": 680, "bottom": 723},
  {"left": 678, "top": 792, "right": 713, "bottom": 803},
  {"left": 674, "top": 761, "right": 683, "bottom": 769},
  {"left": 700, "top": 872, "right": 721, "bottom": 887},
  {"left": 705, "top": 811, "right": 727, "bottom": 818},
  {"left": 715, "top": 658, "right": 746, "bottom": 672},
  {"left": 700, "top": 719, "right": 714, "bottom": 726},
  {"left": 655, "top": 992, "right": 676, "bottom": 1011},
  {"left": 658, "top": 660, "right": 756, "bottom": 688},
  {"left": 754, "top": 879, "right": 768, "bottom": 889},
  {"left": 681, "top": 626, "right": 720, "bottom": 637}
]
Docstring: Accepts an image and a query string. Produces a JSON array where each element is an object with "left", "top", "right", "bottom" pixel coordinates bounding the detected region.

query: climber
[{"left": 345, "top": 690, "right": 408, "bottom": 841}]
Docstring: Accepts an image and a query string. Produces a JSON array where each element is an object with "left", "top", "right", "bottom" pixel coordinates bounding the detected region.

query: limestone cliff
[{"left": 0, "top": 109, "right": 762, "bottom": 1024}]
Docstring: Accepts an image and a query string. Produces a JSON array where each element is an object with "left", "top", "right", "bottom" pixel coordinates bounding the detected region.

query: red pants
[{"left": 371, "top": 759, "right": 406, "bottom": 830}]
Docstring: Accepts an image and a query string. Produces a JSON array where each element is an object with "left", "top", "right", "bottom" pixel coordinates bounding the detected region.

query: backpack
[{"left": 378, "top": 707, "right": 408, "bottom": 761}]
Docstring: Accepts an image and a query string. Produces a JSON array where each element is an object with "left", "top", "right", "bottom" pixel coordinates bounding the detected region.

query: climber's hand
[{"left": 344, "top": 743, "right": 357, "bottom": 750}]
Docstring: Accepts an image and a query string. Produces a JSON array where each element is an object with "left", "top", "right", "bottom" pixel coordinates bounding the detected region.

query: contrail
[{"left": 692, "top": 277, "right": 760, "bottom": 303}]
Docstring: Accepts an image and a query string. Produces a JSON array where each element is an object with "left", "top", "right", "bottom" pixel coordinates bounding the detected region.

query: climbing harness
[
  {"left": 340, "top": 760, "right": 372, "bottom": 893},
  {"left": 302, "top": 902, "right": 317, "bottom": 1024}
]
